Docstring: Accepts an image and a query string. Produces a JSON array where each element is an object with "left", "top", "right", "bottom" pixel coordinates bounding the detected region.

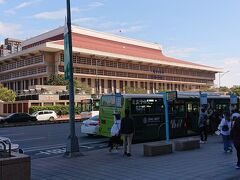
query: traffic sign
[{"left": 166, "top": 91, "right": 177, "bottom": 102}]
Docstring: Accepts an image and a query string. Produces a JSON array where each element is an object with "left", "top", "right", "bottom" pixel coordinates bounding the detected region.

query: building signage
[{"left": 166, "top": 91, "right": 177, "bottom": 102}]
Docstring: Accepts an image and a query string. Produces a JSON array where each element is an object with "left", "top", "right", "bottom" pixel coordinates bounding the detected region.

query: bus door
[
  {"left": 185, "top": 100, "right": 199, "bottom": 134},
  {"left": 131, "top": 98, "right": 164, "bottom": 141},
  {"left": 168, "top": 100, "right": 187, "bottom": 138}
]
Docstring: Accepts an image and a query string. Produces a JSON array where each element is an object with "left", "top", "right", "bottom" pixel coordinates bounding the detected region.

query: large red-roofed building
[{"left": 0, "top": 25, "right": 221, "bottom": 95}]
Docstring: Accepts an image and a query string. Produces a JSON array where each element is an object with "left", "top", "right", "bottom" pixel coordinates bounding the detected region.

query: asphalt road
[{"left": 0, "top": 122, "right": 108, "bottom": 159}]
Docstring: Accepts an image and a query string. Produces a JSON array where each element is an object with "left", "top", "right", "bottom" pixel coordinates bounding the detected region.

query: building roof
[{"left": 2, "top": 25, "right": 222, "bottom": 72}]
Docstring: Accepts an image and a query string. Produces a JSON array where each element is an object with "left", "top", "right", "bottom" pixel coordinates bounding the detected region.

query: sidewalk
[{"left": 31, "top": 135, "right": 240, "bottom": 180}]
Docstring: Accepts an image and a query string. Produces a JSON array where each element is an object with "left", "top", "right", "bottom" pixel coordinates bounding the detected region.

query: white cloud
[
  {"left": 4, "top": 1, "right": 38, "bottom": 15},
  {"left": 73, "top": 17, "right": 97, "bottom": 24},
  {"left": 0, "top": 0, "right": 5, "bottom": 4},
  {"left": 214, "top": 57, "right": 240, "bottom": 87},
  {"left": 33, "top": 8, "right": 80, "bottom": 20},
  {"left": 165, "top": 47, "right": 198, "bottom": 58},
  {"left": 0, "top": 21, "right": 22, "bottom": 38},
  {"left": 89, "top": 2, "right": 104, "bottom": 7}
]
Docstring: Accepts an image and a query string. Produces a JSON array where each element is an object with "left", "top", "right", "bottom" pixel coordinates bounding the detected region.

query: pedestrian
[
  {"left": 58, "top": 110, "right": 62, "bottom": 118},
  {"left": 231, "top": 109, "right": 240, "bottom": 122},
  {"left": 199, "top": 107, "right": 208, "bottom": 143},
  {"left": 109, "top": 112, "right": 122, "bottom": 152},
  {"left": 121, "top": 109, "right": 134, "bottom": 157},
  {"left": 230, "top": 117, "right": 240, "bottom": 169},
  {"left": 218, "top": 112, "right": 232, "bottom": 153},
  {"left": 207, "top": 107, "right": 214, "bottom": 135}
]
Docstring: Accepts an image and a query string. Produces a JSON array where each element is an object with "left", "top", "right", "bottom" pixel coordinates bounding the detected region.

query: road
[{"left": 0, "top": 122, "right": 108, "bottom": 159}]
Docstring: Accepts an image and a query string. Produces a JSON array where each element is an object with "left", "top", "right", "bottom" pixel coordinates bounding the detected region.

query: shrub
[{"left": 29, "top": 105, "right": 82, "bottom": 115}]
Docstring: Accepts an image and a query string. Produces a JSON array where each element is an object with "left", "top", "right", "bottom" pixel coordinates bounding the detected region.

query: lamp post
[{"left": 219, "top": 71, "right": 230, "bottom": 88}]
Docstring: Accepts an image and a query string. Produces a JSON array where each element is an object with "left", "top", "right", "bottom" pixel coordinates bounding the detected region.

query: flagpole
[{"left": 65, "top": 0, "right": 80, "bottom": 157}]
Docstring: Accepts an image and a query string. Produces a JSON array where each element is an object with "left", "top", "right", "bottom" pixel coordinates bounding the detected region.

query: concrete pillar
[
  {"left": 111, "top": 80, "right": 114, "bottom": 93},
  {"left": 99, "top": 79, "right": 102, "bottom": 94},
  {"left": 147, "top": 82, "right": 150, "bottom": 94},
  {"left": 104, "top": 79, "right": 108, "bottom": 94},
  {"left": 153, "top": 82, "right": 156, "bottom": 93},
  {"left": 116, "top": 80, "right": 120, "bottom": 93},
  {"left": 91, "top": 79, "right": 95, "bottom": 94},
  {"left": 156, "top": 82, "right": 159, "bottom": 93}
]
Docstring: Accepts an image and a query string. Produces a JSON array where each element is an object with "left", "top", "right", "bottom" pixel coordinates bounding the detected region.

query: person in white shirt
[{"left": 218, "top": 112, "right": 232, "bottom": 153}]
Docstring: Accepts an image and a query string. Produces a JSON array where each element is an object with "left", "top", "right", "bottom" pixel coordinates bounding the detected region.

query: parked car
[
  {"left": 32, "top": 110, "right": 57, "bottom": 121},
  {"left": 0, "top": 136, "right": 23, "bottom": 154},
  {"left": 81, "top": 115, "right": 99, "bottom": 136},
  {"left": 1, "top": 113, "right": 37, "bottom": 123}
]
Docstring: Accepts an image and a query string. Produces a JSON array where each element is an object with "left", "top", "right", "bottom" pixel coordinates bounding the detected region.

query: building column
[
  {"left": 98, "top": 79, "right": 102, "bottom": 94},
  {"left": 111, "top": 80, "right": 114, "bottom": 93},
  {"left": 91, "top": 79, "right": 95, "bottom": 94},
  {"left": 156, "top": 82, "right": 159, "bottom": 93},
  {"left": 147, "top": 82, "right": 150, "bottom": 94},
  {"left": 104, "top": 79, "right": 108, "bottom": 94},
  {"left": 116, "top": 80, "right": 120, "bottom": 93}
]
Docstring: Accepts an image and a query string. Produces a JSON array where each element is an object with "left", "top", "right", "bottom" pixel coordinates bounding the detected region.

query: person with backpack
[
  {"left": 218, "top": 112, "right": 232, "bottom": 153},
  {"left": 230, "top": 117, "right": 240, "bottom": 169},
  {"left": 109, "top": 112, "right": 122, "bottom": 152}
]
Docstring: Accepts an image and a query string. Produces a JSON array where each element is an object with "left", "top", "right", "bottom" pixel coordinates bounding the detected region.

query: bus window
[{"left": 187, "top": 104, "right": 192, "bottom": 112}]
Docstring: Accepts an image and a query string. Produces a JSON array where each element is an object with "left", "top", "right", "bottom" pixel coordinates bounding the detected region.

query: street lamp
[{"left": 219, "top": 70, "right": 230, "bottom": 88}]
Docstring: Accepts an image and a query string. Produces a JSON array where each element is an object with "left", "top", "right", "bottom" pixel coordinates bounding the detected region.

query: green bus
[{"left": 98, "top": 93, "right": 238, "bottom": 141}]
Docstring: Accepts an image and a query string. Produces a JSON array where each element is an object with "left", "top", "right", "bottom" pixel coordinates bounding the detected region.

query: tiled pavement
[{"left": 31, "top": 135, "right": 240, "bottom": 180}]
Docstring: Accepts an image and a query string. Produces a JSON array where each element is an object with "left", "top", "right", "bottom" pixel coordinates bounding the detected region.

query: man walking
[{"left": 121, "top": 109, "right": 134, "bottom": 157}]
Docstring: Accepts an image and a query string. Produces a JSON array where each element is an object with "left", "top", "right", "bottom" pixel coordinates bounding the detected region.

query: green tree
[
  {"left": 230, "top": 86, "right": 240, "bottom": 96},
  {"left": 125, "top": 87, "right": 147, "bottom": 94},
  {"left": 219, "top": 86, "right": 230, "bottom": 92},
  {"left": 0, "top": 84, "right": 16, "bottom": 102},
  {"left": 47, "top": 74, "right": 68, "bottom": 86},
  {"left": 47, "top": 74, "right": 91, "bottom": 94}
]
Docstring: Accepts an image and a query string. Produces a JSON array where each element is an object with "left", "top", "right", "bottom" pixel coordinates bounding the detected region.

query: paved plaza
[{"left": 32, "top": 135, "right": 240, "bottom": 180}]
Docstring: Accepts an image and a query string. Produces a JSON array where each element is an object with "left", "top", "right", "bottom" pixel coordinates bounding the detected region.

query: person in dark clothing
[
  {"left": 58, "top": 110, "right": 62, "bottom": 118},
  {"left": 120, "top": 109, "right": 134, "bottom": 157},
  {"left": 199, "top": 107, "right": 208, "bottom": 143},
  {"left": 230, "top": 117, "right": 240, "bottom": 169}
]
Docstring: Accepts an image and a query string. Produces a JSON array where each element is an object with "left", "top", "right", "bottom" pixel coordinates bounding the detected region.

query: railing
[{"left": 0, "top": 139, "right": 11, "bottom": 158}]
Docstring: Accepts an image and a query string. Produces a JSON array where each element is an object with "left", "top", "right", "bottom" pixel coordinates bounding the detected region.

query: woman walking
[{"left": 218, "top": 112, "right": 232, "bottom": 153}]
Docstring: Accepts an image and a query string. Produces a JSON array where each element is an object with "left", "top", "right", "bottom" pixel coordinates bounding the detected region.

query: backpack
[{"left": 222, "top": 124, "right": 229, "bottom": 131}]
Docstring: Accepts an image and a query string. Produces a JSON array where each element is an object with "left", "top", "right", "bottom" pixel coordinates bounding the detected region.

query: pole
[
  {"left": 163, "top": 93, "right": 169, "bottom": 144},
  {"left": 65, "top": 0, "right": 80, "bottom": 157}
]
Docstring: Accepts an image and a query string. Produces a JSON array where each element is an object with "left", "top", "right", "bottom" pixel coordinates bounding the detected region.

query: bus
[{"left": 98, "top": 92, "right": 238, "bottom": 141}]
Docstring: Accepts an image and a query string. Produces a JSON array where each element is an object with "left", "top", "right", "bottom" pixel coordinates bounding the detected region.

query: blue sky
[{"left": 0, "top": 0, "right": 240, "bottom": 87}]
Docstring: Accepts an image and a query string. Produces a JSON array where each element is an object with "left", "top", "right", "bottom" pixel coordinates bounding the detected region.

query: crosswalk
[{"left": 26, "top": 141, "right": 108, "bottom": 159}]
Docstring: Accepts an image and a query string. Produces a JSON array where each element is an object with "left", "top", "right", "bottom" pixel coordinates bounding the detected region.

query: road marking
[
  {"left": 13, "top": 137, "right": 46, "bottom": 142},
  {"left": 35, "top": 148, "right": 66, "bottom": 156},
  {"left": 80, "top": 145, "right": 94, "bottom": 149},
  {"left": 24, "top": 140, "right": 107, "bottom": 152}
]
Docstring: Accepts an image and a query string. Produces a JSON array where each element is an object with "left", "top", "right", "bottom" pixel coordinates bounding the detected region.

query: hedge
[{"left": 29, "top": 105, "right": 82, "bottom": 115}]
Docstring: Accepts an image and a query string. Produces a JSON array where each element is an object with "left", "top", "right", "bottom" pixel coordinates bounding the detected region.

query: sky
[{"left": 0, "top": 0, "right": 240, "bottom": 87}]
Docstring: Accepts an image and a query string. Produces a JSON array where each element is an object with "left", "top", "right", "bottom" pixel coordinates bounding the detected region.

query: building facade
[{"left": 0, "top": 26, "right": 221, "bottom": 95}]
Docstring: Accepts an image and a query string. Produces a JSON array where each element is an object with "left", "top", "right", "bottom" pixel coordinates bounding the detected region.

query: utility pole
[
  {"left": 219, "top": 71, "right": 230, "bottom": 88},
  {"left": 64, "top": 0, "right": 80, "bottom": 157}
]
